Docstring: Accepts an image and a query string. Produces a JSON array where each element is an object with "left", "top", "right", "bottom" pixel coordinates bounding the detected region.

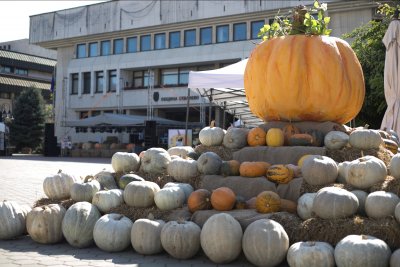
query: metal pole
[
  {"left": 208, "top": 89, "right": 213, "bottom": 125},
  {"left": 222, "top": 101, "right": 226, "bottom": 129},
  {"left": 185, "top": 88, "right": 190, "bottom": 146}
]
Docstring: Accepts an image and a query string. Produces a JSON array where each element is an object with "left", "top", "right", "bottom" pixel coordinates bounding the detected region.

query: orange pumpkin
[
  {"left": 280, "top": 199, "right": 297, "bottom": 214},
  {"left": 247, "top": 127, "right": 266, "bottom": 146},
  {"left": 288, "top": 133, "right": 314, "bottom": 146},
  {"left": 220, "top": 160, "right": 241, "bottom": 176},
  {"left": 246, "top": 197, "right": 257, "bottom": 209},
  {"left": 283, "top": 124, "right": 301, "bottom": 145},
  {"left": 244, "top": 35, "right": 365, "bottom": 124},
  {"left": 266, "top": 164, "right": 294, "bottom": 184},
  {"left": 239, "top": 161, "right": 271, "bottom": 177},
  {"left": 255, "top": 191, "right": 281, "bottom": 214},
  {"left": 210, "top": 187, "right": 236, "bottom": 211},
  {"left": 266, "top": 128, "right": 285, "bottom": 147},
  {"left": 187, "top": 189, "right": 212, "bottom": 213}
]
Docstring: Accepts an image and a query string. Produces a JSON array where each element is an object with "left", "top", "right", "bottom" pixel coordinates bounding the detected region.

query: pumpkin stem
[
  {"left": 58, "top": 169, "right": 62, "bottom": 174},
  {"left": 115, "top": 214, "right": 124, "bottom": 221},
  {"left": 210, "top": 120, "right": 215, "bottom": 128},
  {"left": 177, "top": 217, "right": 186, "bottom": 224},
  {"left": 364, "top": 124, "right": 370, "bottom": 129},
  {"left": 83, "top": 175, "right": 94, "bottom": 183}
]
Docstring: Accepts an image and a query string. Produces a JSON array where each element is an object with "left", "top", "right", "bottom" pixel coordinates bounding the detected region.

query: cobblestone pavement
[{"left": 0, "top": 156, "right": 257, "bottom": 267}]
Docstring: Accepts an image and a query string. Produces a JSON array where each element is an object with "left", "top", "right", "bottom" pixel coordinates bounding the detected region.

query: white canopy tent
[{"left": 188, "top": 59, "right": 264, "bottom": 128}]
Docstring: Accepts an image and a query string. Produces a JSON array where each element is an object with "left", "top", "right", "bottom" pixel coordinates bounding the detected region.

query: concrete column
[
  {"left": 78, "top": 72, "right": 83, "bottom": 97},
  {"left": 90, "top": 71, "right": 95, "bottom": 96},
  {"left": 103, "top": 69, "right": 107, "bottom": 95},
  {"left": 116, "top": 69, "right": 121, "bottom": 96}
]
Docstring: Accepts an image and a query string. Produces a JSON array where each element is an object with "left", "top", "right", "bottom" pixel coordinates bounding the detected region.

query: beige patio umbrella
[{"left": 381, "top": 18, "right": 400, "bottom": 135}]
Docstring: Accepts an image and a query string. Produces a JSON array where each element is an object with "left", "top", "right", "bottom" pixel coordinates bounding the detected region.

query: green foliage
[
  {"left": 343, "top": 2, "right": 398, "bottom": 128},
  {"left": 9, "top": 87, "right": 46, "bottom": 152},
  {"left": 258, "top": 0, "right": 331, "bottom": 41}
]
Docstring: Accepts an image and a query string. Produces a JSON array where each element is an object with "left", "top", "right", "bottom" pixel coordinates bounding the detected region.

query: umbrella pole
[{"left": 185, "top": 88, "right": 190, "bottom": 146}]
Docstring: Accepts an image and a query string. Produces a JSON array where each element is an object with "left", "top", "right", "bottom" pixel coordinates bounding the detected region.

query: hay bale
[
  {"left": 370, "top": 176, "right": 400, "bottom": 195},
  {"left": 267, "top": 213, "right": 400, "bottom": 249},
  {"left": 108, "top": 203, "right": 173, "bottom": 222},
  {"left": 326, "top": 145, "right": 392, "bottom": 166},
  {"left": 300, "top": 181, "right": 355, "bottom": 195},
  {"left": 194, "top": 144, "right": 233, "bottom": 160},
  {"left": 33, "top": 198, "right": 77, "bottom": 210}
]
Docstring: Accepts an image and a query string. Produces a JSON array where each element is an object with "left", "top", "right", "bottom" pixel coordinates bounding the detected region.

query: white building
[{"left": 29, "top": 0, "right": 380, "bottom": 147}]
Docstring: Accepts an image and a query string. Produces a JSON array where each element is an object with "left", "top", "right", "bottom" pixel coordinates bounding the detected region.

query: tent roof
[
  {"left": 188, "top": 59, "right": 264, "bottom": 127},
  {"left": 65, "top": 113, "right": 189, "bottom": 127}
]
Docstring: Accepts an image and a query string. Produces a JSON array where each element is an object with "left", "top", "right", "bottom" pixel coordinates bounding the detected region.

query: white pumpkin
[
  {"left": 297, "top": 193, "right": 317, "bottom": 220},
  {"left": 92, "top": 189, "right": 124, "bottom": 213},
  {"left": 111, "top": 152, "right": 140, "bottom": 173},
  {"left": 167, "top": 146, "right": 195, "bottom": 158},
  {"left": 365, "top": 191, "right": 400, "bottom": 219},
  {"left": 301, "top": 155, "right": 338, "bottom": 186},
  {"left": 391, "top": 248, "right": 400, "bottom": 267},
  {"left": 93, "top": 213, "right": 133, "bottom": 252},
  {"left": 222, "top": 127, "right": 249, "bottom": 149},
  {"left": 0, "top": 200, "right": 26, "bottom": 240},
  {"left": 312, "top": 187, "right": 359, "bottom": 219},
  {"left": 61, "top": 201, "right": 101, "bottom": 248},
  {"left": 197, "top": 151, "right": 222, "bottom": 175},
  {"left": 287, "top": 241, "right": 335, "bottom": 267},
  {"left": 242, "top": 219, "right": 289, "bottom": 267},
  {"left": 396, "top": 202, "right": 400, "bottom": 224},
  {"left": 200, "top": 213, "right": 242, "bottom": 264},
  {"left": 123, "top": 181, "right": 160, "bottom": 208},
  {"left": 349, "top": 129, "right": 383, "bottom": 149},
  {"left": 154, "top": 186, "right": 185, "bottom": 211},
  {"left": 199, "top": 123, "right": 225, "bottom": 146},
  {"left": 163, "top": 182, "right": 193, "bottom": 203},
  {"left": 26, "top": 204, "right": 66, "bottom": 244},
  {"left": 70, "top": 178, "right": 101, "bottom": 202},
  {"left": 167, "top": 157, "right": 198, "bottom": 182},
  {"left": 140, "top": 147, "right": 171, "bottom": 175},
  {"left": 43, "top": 170, "right": 80, "bottom": 200},
  {"left": 337, "top": 161, "right": 351, "bottom": 183},
  {"left": 351, "top": 190, "right": 368, "bottom": 215},
  {"left": 94, "top": 170, "right": 118, "bottom": 190},
  {"left": 334, "top": 235, "right": 391, "bottom": 267},
  {"left": 389, "top": 153, "right": 400, "bottom": 179},
  {"left": 324, "top": 131, "right": 349, "bottom": 150},
  {"left": 346, "top": 156, "right": 387, "bottom": 189},
  {"left": 160, "top": 220, "right": 201, "bottom": 259},
  {"left": 131, "top": 218, "right": 165, "bottom": 255}
]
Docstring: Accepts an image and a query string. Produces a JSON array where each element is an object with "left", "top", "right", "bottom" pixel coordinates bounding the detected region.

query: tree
[
  {"left": 9, "top": 87, "right": 46, "bottom": 152},
  {"left": 343, "top": 2, "right": 399, "bottom": 128}
]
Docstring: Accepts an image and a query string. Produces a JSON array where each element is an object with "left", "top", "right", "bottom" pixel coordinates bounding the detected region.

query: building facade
[{"left": 29, "top": 0, "right": 380, "bottom": 146}]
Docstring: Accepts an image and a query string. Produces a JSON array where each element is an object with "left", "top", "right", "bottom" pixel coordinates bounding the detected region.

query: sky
[{"left": 0, "top": 1, "right": 104, "bottom": 42}]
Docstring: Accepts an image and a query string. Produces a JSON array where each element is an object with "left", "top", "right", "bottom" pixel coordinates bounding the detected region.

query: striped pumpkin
[
  {"left": 266, "top": 164, "right": 294, "bottom": 184},
  {"left": 255, "top": 191, "right": 281, "bottom": 214},
  {"left": 384, "top": 138, "right": 398, "bottom": 154},
  {"left": 283, "top": 124, "right": 301, "bottom": 145}
]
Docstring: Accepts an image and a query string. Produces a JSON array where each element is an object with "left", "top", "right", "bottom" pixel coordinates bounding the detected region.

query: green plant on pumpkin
[{"left": 258, "top": 0, "right": 332, "bottom": 41}]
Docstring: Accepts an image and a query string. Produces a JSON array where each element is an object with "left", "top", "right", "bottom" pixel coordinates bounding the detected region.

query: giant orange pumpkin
[{"left": 244, "top": 35, "right": 365, "bottom": 124}]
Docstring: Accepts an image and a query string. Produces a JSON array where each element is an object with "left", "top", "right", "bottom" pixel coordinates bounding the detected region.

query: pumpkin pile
[{"left": 2, "top": 1, "right": 400, "bottom": 265}]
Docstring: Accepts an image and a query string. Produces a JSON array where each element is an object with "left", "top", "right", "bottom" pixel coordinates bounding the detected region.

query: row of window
[
  {"left": 0, "top": 65, "right": 28, "bottom": 75},
  {"left": 76, "top": 20, "right": 265, "bottom": 58},
  {"left": 70, "top": 64, "right": 224, "bottom": 94}
]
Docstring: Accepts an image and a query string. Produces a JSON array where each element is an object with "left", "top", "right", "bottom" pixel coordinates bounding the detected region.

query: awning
[
  {"left": 65, "top": 113, "right": 190, "bottom": 127},
  {"left": 188, "top": 59, "right": 264, "bottom": 127}
]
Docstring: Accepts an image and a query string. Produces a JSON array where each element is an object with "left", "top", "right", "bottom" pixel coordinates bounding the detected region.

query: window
[
  {"left": 113, "top": 39, "right": 123, "bottom": 54},
  {"left": 200, "top": 27, "right": 212, "bottom": 45},
  {"left": 80, "top": 111, "right": 89, "bottom": 119},
  {"left": 71, "top": 73, "right": 79, "bottom": 94},
  {"left": 178, "top": 67, "right": 195, "bottom": 85},
  {"left": 89, "top": 42, "right": 98, "bottom": 57},
  {"left": 101, "top": 40, "right": 111, "bottom": 56},
  {"left": 83, "top": 72, "right": 91, "bottom": 94},
  {"left": 233, "top": 23, "right": 247, "bottom": 41},
  {"left": 251, "top": 20, "right": 265, "bottom": 39},
  {"left": 127, "top": 37, "right": 137, "bottom": 53},
  {"left": 216, "top": 25, "right": 229, "bottom": 43},
  {"left": 140, "top": 35, "right": 151, "bottom": 51},
  {"left": 95, "top": 71, "right": 103, "bottom": 93},
  {"left": 15, "top": 68, "right": 28, "bottom": 75},
  {"left": 161, "top": 68, "right": 178, "bottom": 86},
  {"left": 77, "top": 44, "right": 86, "bottom": 58},
  {"left": 169, "top": 31, "right": 180, "bottom": 48},
  {"left": 184, "top": 29, "right": 196, "bottom": 47},
  {"left": 133, "top": 71, "right": 149, "bottom": 88},
  {"left": 0, "top": 65, "right": 12, "bottom": 73},
  {"left": 92, "top": 110, "right": 101, "bottom": 117},
  {"left": 154, "top": 33, "right": 166, "bottom": 50},
  {"left": 108, "top": 70, "right": 117, "bottom": 92}
]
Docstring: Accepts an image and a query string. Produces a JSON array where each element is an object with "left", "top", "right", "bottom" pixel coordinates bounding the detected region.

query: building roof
[
  {"left": 0, "top": 49, "right": 56, "bottom": 67},
  {"left": 0, "top": 75, "right": 51, "bottom": 90}
]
